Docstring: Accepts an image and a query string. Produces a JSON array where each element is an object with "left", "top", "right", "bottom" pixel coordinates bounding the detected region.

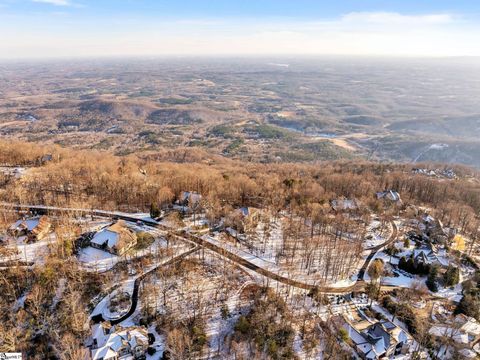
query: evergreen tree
[
  {"left": 456, "top": 294, "right": 480, "bottom": 321},
  {"left": 443, "top": 266, "right": 460, "bottom": 287},
  {"left": 426, "top": 265, "right": 439, "bottom": 292},
  {"left": 150, "top": 202, "right": 160, "bottom": 219}
]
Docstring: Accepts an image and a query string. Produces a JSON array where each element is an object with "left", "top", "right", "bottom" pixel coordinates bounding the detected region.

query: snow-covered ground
[
  {"left": 90, "top": 241, "right": 194, "bottom": 320},
  {"left": 381, "top": 275, "right": 419, "bottom": 288},
  {"left": 77, "top": 221, "right": 168, "bottom": 272},
  {"left": 0, "top": 232, "right": 56, "bottom": 264},
  {"left": 78, "top": 246, "right": 120, "bottom": 272},
  {"left": 435, "top": 283, "right": 463, "bottom": 303},
  {"left": 364, "top": 218, "right": 392, "bottom": 249},
  {"left": 204, "top": 280, "right": 255, "bottom": 356},
  {"left": 206, "top": 218, "right": 366, "bottom": 287},
  {"left": 109, "top": 250, "right": 256, "bottom": 357},
  {"left": 147, "top": 324, "right": 165, "bottom": 360}
]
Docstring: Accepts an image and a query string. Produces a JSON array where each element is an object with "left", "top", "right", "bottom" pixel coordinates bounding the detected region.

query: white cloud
[
  {"left": 32, "top": 0, "right": 71, "bottom": 6},
  {"left": 340, "top": 12, "right": 454, "bottom": 25},
  {"left": 0, "top": 11, "right": 479, "bottom": 58}
]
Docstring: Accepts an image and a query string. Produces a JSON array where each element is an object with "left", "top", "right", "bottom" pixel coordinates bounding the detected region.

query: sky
[{"left": 1, "top": 0, "right": 480, "bottom": 58}]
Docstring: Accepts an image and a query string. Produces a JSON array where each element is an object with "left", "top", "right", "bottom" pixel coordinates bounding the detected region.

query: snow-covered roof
[
  {"left": 459, "top": 348, "right": 477, "bottom": 359},
  {"left": 10, "top": 218, "right": 40, "bottom": 231},
  {"left": 455, "top": 315, "right": 480, "bottom": 336},
  {"left": 413, "top": 246, "right": 444, "bottom": 265},
  {"left": 91, "top": 323, "right": 109, "bottom": 347},
  {"left": 389, "top": 326, "right": 408, "bottom": 345},
  {"left": 91, "top": 326, "right": 148, "bottom": 360},
  {"left": 90, "top": 220, "right": 136, "bottom": 254},
  {"left": 128, "top": 328, "right": 148, "bottom": 348},
  {"left": 331, "top": 199, "right": 358, "bottom": 211},
  {"left": 346, "top": 323, "right": 379, "bottom": 358},
  {"left": 366, "top": 323, "right": 390, "bottom": 354},
  {"left": 376, "top": 190, "right": 401, "bottom": 202},
  {"left": 91, "top": 346, "right": 117, "bottom": 360},
  {"left": 91, "top": 229, "right": 119, "bottom": 248},
  {"left": 345, "top": 319, "right": 408, "bottom": 359},
  {"left": 345, "top": 318, "right": 411, "bottom": 360},
  {"left": 181, "top": 191, "right": 202, "bottom": 204}
]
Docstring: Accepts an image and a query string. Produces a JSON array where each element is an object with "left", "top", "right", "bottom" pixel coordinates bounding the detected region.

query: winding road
[
  {"left": 2, "top": 203, "right": 400, "bottom": 321},
  {"left": 2, "top": 203, "right": 398, "bottom": 292},
  {"left": 92, "top": 246, "right": 200, "bottom": 325}
]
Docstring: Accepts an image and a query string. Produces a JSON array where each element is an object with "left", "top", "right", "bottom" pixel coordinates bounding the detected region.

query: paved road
[
  {"left": 358, "top": 221, "right": 398, "bottom": 280},
  {"left": 92, "top": 246, "right": 200, "bottom": 325},
  {"left": 162, "top": 221, "right": 396, "bottom": 293},
  {"left": 2, "top": 203, "right": 398, "bottom": 294}
]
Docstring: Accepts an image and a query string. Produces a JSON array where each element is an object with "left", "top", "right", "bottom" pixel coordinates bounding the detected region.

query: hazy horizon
[
  {"left": 2, "top": 54, "right": 480, "bottom": 64},
  {"left": 1, "top": 0, "right": 480, "bottom": 58}
]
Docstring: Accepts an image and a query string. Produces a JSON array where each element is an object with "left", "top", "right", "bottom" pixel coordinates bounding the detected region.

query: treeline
[
  {"left": 0, "top": 139, "right": 479, "bottom": 235},
  {"left": 0, "top": 141, "right": 62, "bottom": 166}
]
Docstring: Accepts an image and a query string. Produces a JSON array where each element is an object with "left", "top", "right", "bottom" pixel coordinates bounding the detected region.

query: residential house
[
  {"left": 344, "top": 319, "right": 411, "bottom": 359},
  {"left": 0, "top": 166, "right": 27, "bottom": 179},
  {"left": 413, "top": 244, "right": 448, "bottom": 267},
  {"left": 179, "top": 191, "right": 202, "bottom": 211},
  {"left": 376, "top": 190, "right": 401, "bottom": 203},
  {"left": 90, "top": 323, "right": 149, "bottom": 360},
  {"left": 9, "top": 216, "right": 52, "bottom": 242},
  {"left": 90, "top": 220, "right": 137, "bottom": 256},
  {"left": 331, "top": 199, "right": 359, "bottom": 212},
  {"left": 455, "top": 314, "right": 480, "bottom": 345},
  {"left": 421, "top": 214, "right": 448, "bottom": 244},
  {"left": 40, "top": 153, "right": 53, "bottom": 164},
  {"left": 429, "top": 315, "right": 480, "bottom": 350},
  {"left": 235, "top": 207, "right": 261, "bottom": 231},
  {"left": 412, "top": 168, "right": 456, "bottom": 179},
  {"left": 412, "top": 168, "right": 437, "bottom": 177}
]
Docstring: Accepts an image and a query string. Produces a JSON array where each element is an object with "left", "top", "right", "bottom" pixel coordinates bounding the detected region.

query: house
[
  {"left": 40, "top": 154, "right": 53, "bottom": 164},
  {"left": 412, "top": 168, "right": 456, "bottom": 179},
  {"left": 224, "top": 207, "right": 261, "bottom": 238},
  {"left": 412, "top": 168, "right": 437, "bottom": 177},
  {"left": 455, "top": 314, "right": 480, "bottom": 344},
  {"left": 376, "top": 190, "right": 401, "bottom": 203},
  {"left": 331, "top": 199, "right": 359, "bottom": 212},
  {"left": 90, "top": 220, "right": 137, "bottom": 256},
  {"left": 440, "top": 168, "right": 457, "bottom": 179},
  {"left": 0, "top": 166, "right": 27, "bottom": 179},
  {"left": 90, "top": 323, "right": 149, "bottom": 360},
  {"left": 235, "top": 207, "right": 261, "bottom": 231},
  {"left": 9, "top": 216, "right": 52, "bottom": 242},
  {"left": 413, "top": 245, "right": 448, "bottom": 267},
  {"left": 421, "top": 214, "right": 448, "bottom": 243},
  {"left": 344, "top": 319, "right": 411, "bottom": 359},
  {"left": 179, "top": 191, "right": 202, "bottom": 211},
  {"left": 429, "top": 324, "right": 470, "bottom": 346}
]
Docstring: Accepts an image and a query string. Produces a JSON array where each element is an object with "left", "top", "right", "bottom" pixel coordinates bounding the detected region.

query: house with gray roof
[{"left": 344, "top": 319, "right": 412, "bottom": 359}]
